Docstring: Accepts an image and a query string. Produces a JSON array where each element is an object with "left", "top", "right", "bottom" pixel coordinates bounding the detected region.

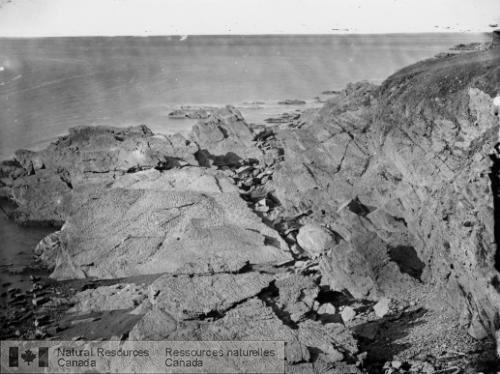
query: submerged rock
[
  {"left": 278, "top": 99, "right": 306, "bottom": 105},
  {"left": 168, "top": 107, "right": 216, "bottom": 119}
]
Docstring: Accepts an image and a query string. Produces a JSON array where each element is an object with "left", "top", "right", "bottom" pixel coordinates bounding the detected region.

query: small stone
[
  {"left": 357, "top": 352, "right": 367, "bottom": 364},
  {"left": 235, "top": 165, "right": 253, "bottom": 174},
  {"left": 34, "top": 328, "right": 46, "bottom": 338},
  {"left": 290, "top": 244, "right": 303, "bottom": 256},
  {"left": 313, "top": 301, "right": 320, "bottom": 311},
  {"left": 468, "top": 313, "right": 489, "bottom": 340},
  {"left": 391, "top": 360, "right": 402, "bottom": 369},
  {"left": 318, "top": 303, "right": 336, "bottom": 315},
  {"left": 374, "top": 297, "right": 391, "bottom": 318},
  {"left": 296, "top": 224, "right": 335, "bottom": 256},
  {"left": 254, "top": 204, "right": 269, "bottom": 213},
  {"left": 341, "top": 306, "right": 356, "bottom": 323}
]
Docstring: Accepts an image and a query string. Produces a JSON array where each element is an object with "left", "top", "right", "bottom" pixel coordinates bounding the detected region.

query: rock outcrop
[
  {"left": 44, "top": 168, "right": 290, "bottom": 279},
  {"left": 3, "top": 33, "right": 500, "bottom": 373},
  {"left": 270, "top": 45, "right": 500, "bottom": 335},
  {"left": 190, "top": 105, "right": 263, "bottom": 166},
  {"left": 1, "top": 125, "right": 199, "bottom": 225}
]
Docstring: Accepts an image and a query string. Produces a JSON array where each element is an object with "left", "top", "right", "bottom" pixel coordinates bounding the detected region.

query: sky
[{"left": 0, "top": 0, "right": 498, "bottom": 37}]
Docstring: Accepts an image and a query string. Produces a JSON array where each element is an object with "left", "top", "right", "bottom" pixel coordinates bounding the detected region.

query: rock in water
[{"left": 296, "top": 224, "right": 335, "bottom": 256}]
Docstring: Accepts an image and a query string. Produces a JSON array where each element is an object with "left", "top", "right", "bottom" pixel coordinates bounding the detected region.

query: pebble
[
  {"left": 391, "top": 360, "right": 402, "bottom": 369},
  {"left": 374, "top": 297, "right": 391, "bottom": 318},
  {"left": 312, "top": 301, "right": 320, "bottom": 311},
  {"left": 341, "top": 306, "right": 356, "bottom": 323},
  {"left": 235, "top": 165, "right": 253, "bottom": 174},
  {"left": 356, "top": 352, "right": 367, "bottom": 364},
  {"left": 254, "top": 205, "right": 269, "bottom": 213},
  {"left": 318, "top": 303, "right": 336, "bottom": 315}
]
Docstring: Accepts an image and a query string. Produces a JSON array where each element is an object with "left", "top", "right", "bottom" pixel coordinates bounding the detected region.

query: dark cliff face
[
  {"left": 376, "top": 45, "right": 500, "bottom": 333},
  {"left": 271, "top": 42, "right": 500, "bottom": 335}
]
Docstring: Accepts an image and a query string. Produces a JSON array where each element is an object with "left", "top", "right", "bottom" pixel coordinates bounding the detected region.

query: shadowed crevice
[{"left": 489, "top": 148, "right": 500, "bottom": 272}]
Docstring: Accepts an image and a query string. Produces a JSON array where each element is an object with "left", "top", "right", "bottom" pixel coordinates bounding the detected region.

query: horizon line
[{"left": 0, "top": 31, "right": 493, "bottom": 39}]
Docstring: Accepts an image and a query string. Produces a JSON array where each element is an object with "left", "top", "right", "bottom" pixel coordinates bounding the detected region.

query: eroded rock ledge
[{"left": 1, "top": 38, "right": 500, "bottom": 373}]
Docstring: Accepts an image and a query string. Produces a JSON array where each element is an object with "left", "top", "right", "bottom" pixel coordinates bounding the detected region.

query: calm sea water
[{"left": 0, "top": 33, "right": 490, "bottom": 159}]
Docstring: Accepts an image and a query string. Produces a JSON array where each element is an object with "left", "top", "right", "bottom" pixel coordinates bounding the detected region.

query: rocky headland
[{"left": 1, "top": 33, "right": 500, "bottom": 373}]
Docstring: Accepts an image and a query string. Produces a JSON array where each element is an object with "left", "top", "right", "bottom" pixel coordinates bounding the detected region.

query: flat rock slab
[
  {"left": 148, "top": 272, "right": 274, "bottom": 320},
  {"left": 41, "top": 168, "right": 291, "bottom": 279},
  {"left": 68, "top": 283, "right": 147, "bottom": 314},
  {"left": 15, "top": 125, "right": 199, "bottom": 176},
  {"left": 111, "top": 167, "right": 238, "bottom": 194}
]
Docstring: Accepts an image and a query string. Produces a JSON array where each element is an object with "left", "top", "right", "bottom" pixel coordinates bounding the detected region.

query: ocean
[{"left": 0, "top": 33, "right": 491, "bottom": 159}]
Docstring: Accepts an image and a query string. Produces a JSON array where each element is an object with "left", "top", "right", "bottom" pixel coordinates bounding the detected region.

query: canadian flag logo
[{"left": 8, "top": 346, "right": 49, "bottom": 368}]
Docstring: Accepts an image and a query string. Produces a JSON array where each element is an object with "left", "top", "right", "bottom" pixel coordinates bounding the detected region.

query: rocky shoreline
[{"left": 1, "top": 34, "right": 500, "bottom": 373}]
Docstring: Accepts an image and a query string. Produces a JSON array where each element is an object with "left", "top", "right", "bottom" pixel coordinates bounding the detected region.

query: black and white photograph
[{"left": 0, "top": 1, "right": 500, "bottom": 373}]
